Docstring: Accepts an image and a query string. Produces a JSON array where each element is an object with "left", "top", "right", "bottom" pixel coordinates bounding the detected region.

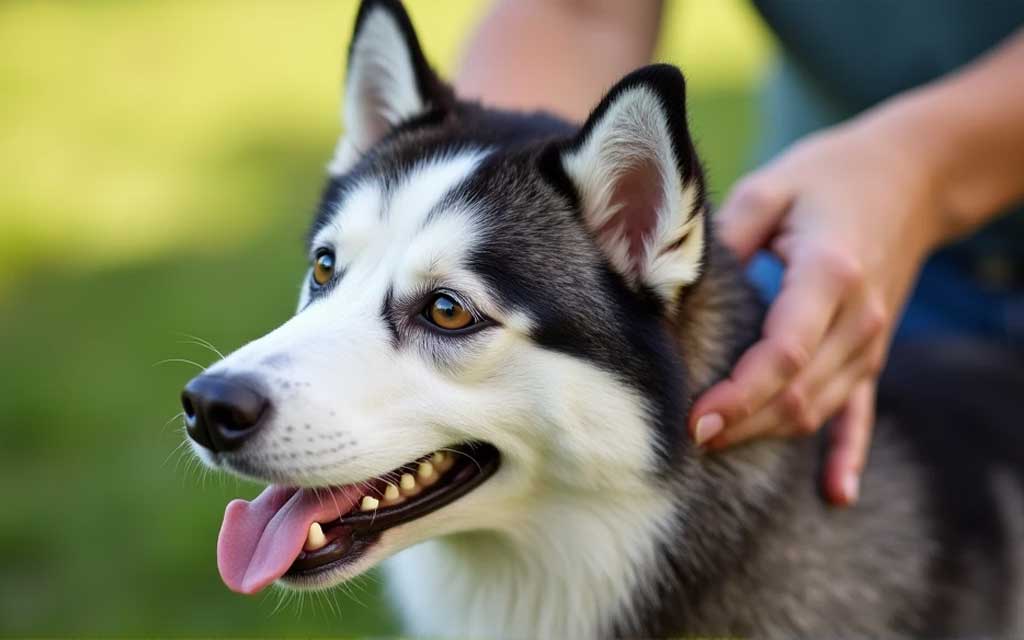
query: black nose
[{"left": 181, "top": 375, "right": 269, "bottom": 452}]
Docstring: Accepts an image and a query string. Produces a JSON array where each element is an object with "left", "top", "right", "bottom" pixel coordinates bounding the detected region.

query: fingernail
[
  {"left": 694, "top": 413, "right": 725, "bottom": 446},
  {"left": 842, "top": 473, "right": 860, "bottom": 504}
]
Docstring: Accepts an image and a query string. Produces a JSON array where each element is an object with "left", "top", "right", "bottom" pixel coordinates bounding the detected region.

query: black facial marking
[{"left": 381, "top": 285, "right": 399, "bottom": 347}]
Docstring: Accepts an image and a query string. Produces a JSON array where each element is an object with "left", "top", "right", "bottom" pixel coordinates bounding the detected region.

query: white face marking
[
  {"left": 195, "top": 150, "right": 666, "bottom": 632},
  {"left": 315, "top": 152, "right": 490, "bottom": 295}
]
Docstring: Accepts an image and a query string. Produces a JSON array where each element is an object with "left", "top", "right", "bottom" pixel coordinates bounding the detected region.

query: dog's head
[{"left": 182, "top": 0, "right": 708, "bottom": 595}]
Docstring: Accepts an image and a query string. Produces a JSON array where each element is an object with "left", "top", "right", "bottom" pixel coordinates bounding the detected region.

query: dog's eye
[
  {"left": 312, "top": 250, "right": 335, "bottom": 287},
  {"left": 425, "top": 294, "right": 475, "bottom": 331}
]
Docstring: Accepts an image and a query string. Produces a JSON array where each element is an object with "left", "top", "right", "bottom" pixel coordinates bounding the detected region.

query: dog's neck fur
[
  {"left": 386, "top": 240, "right": 780, "bottom": 638},
  {"left": 672, "top": 239, "right": 766, "bottom": 397}
]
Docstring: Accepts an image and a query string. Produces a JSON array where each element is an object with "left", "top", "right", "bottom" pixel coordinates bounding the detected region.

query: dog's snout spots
[{"left": 260, "top": 353, "right": 291, "bottom": 370}]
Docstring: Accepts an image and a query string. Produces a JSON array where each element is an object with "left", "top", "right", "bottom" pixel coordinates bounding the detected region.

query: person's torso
[{"left": 752, "top": 0, "right": 1024, "bottom": 278}]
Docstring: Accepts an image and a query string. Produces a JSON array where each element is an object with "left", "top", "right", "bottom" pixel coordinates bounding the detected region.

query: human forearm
[
  {"left": 853, "top": 27, "right": 1024, "bottom": 248},
  {"left": 455, "top": 0, "right": 663, "bottom": 121}
]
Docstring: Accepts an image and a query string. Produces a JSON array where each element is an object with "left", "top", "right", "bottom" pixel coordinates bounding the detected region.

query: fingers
[
  {"left": 690, "top": 337, "right": 811, "bottom": 442},
  {"left": 823, "top": 381, "right": 876, "bottom": 506},
  {"left": 689, "top": 248, "right": 850, "bottom": 444},
  {"left": 703, "top": 335, "right": 883, "bottom": 450},
  {"left": 715, "top": 174, "right": 793, "bottom": 263},
  {"left": 777, "top": 341, "right": 882, "bottom": 438},
  {"left": 796, "top": 293, "right": 886, "bottom": 391}
]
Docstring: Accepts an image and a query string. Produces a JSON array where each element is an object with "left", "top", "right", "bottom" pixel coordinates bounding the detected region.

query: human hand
[{"left": 688, "top": 117, "right": 951, "bottom": 506}]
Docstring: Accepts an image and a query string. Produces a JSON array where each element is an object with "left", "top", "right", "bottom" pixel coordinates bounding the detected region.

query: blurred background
[{"left": 0, "top": 1, "right": 773, "bottom": 635}]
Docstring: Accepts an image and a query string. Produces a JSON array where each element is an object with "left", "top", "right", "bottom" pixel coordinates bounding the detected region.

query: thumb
[{"left": 715, "top": 171, "right": 793, "bottom": 263}]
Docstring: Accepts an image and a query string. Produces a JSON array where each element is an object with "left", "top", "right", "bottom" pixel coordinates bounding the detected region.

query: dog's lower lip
[
  {"left": 284, "top": 443, "right": 500, "bottom": 577},
  {"left": 287, "top": 527, "right": 378, "bottom": 574}
]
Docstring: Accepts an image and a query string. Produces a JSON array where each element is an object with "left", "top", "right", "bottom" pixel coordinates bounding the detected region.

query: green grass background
[{"left": 0, "top": 1, "right": 774, "bottom": 635}]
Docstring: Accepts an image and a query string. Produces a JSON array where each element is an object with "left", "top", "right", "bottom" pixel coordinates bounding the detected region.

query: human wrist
[{"left": 841, "top": 97, "right": 956, "bottom": 255}]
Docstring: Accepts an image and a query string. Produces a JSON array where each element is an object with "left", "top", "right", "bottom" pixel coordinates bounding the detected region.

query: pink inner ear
[
  {"left": 597, "top": 157, "right": 664, "bottom": 274},
  {"left": 360, "top": 86, "right": 394, "bottom": 147}
]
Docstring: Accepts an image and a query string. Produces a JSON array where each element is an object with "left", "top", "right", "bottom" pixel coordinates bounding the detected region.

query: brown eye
[
  {"left": 312, "top": 251, "right": 335, "bottom": 286},
  {"left": 426, "top": 294, "right": 475, "bottom": 331}
]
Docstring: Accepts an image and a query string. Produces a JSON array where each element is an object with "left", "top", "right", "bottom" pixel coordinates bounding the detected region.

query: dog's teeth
[
  {"left": 435, "top": 451, "right": 455, "bottom": 473},
  {"left": 400, "top": 472, "right": 420, "bottom": 497},
  {"left": 382, "top": 482, "right": 404, "bottom": 506},
  {"left": 360, "top": 496, "right": 380, "bottom": 511},
  {"left": 304, "top": 522, "right": 327, "bottom": 552},
  {"left": 418, "top": 461, "right": 437, "bottom": 485},
  {"left": 417, "top": 461, "right": 435, "bottom": 478}
]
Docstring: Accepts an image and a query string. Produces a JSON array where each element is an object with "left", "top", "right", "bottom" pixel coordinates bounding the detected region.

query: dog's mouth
[{"left": 216, "top": 442, "right": 500, "bottom": 594}]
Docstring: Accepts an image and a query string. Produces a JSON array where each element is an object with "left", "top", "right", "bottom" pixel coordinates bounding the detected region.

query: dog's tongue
[{"left": 217, "top": 484, "right": 361, "bottom": 594}]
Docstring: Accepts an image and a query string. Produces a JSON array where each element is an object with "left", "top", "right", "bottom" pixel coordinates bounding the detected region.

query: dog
[{"left": 180, "top": 1, "right": 1024, "bottom": 636}]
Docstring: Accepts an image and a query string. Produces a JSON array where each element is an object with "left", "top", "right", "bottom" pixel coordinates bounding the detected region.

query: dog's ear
[
  {"left": 329, "top": 0, "right": 453, "bottom": 175},
  {"left": 554, "top": 64, "right": 707, "bottom": 306}
]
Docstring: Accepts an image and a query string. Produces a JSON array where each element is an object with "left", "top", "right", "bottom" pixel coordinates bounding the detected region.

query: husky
[{"left": 179, "top": 1, "right": 1024, "bottom": 637}]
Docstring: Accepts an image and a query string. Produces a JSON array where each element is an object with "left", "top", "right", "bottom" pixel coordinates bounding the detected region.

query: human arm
[{"left": 456, "top": 0, "right": 664, "bottom": 121}]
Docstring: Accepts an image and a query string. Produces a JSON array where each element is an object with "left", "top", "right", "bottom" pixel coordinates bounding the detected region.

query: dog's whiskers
[
  {"left": 176, "top": 339, "right": 224, "bottom": 360},
  {"left": 440, "top": 446, "right": 484, "bottom": 473},
  {"left": 174, "top": 331, "right": 227, "bottom": 359},
  {"left": 153, "top": 357, "right": 207, "bottom": 371},
  {"left": 379, "top": 469, "right": 403, "bottom": 487},
  {"left": 335, "top": 576, "right": 367, "bottom": 610},
  {"left": 268, "top": 586, "right": 293, "bottom": 616},
  {"left": 161, "top": 411, "right": 186, "bottom": 434},
  {"left": 329, "top": 490, "right": 343, "bottom": 520},
  {"left": 162, "top": 437, "right": 192, "bottom": 468},
  {"left": 321, "top": 588, "right": 343, "bottom": 617}
]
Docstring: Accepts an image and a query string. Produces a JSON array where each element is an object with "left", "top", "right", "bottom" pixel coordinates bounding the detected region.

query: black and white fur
[{"left": 190, "top": 1, "right": 1024, "bottom": 636}]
